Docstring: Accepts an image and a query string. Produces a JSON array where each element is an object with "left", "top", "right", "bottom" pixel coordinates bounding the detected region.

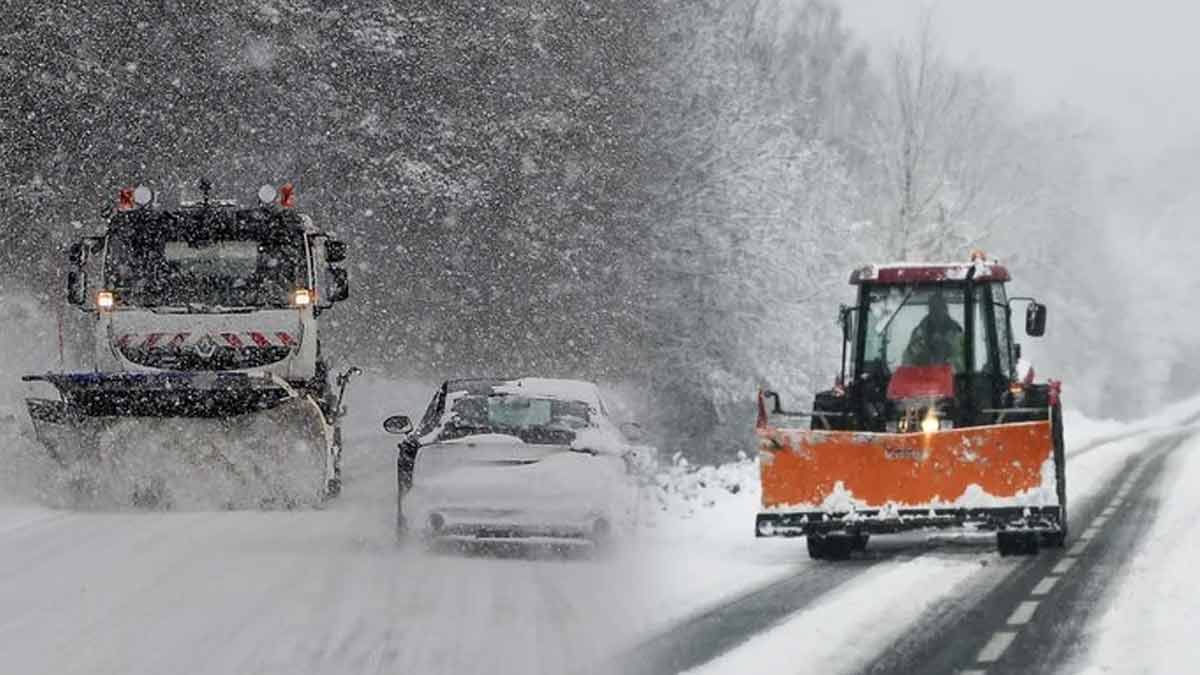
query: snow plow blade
[
  {"left": 22, "top": 372, "right": 332, "bottom": 509},
  {"left": 755, "top": 420, "right": 1064, "bottom": 537}
]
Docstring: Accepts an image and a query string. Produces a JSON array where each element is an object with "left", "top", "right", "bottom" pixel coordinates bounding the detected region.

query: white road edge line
[
  {"left": 977, "top": 631, "right": 1018, "bottom": 663},
  {"left": 1007, "top": 601, "right": 1040, "bottom": 626},
  {"left": 1068, "top": 541, "right": 1088, "bottom": 556},
  {"left": 1031, "top": 576, "right": 1059, "bottom": 596}
]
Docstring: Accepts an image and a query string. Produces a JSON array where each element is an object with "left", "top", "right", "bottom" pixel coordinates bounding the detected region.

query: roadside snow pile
[
  {"left": 649, "top": 452, "right": 758, "bottom": 522},
  {"left": 0, "top": 286, "right": 60, "bottom": 505}
]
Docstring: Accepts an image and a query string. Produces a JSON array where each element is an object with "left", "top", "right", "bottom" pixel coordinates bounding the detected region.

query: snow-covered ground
[{"left": 1070, "top": 431, "right": 1200, "bottom": 674}]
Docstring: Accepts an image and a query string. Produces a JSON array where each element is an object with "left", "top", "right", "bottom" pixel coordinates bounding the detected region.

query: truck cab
[{"left": 66, "top": 184, "right": 349, "bottom": 401}]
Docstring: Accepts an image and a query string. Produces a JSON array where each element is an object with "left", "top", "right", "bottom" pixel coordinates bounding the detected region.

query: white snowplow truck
[{"left": 23, "top": 182, "right": 359, "bottom": 509}]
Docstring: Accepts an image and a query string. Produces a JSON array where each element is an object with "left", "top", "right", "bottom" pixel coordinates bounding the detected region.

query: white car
[{"left": 384, "top": 377, "right": 652, "bottom": 548}]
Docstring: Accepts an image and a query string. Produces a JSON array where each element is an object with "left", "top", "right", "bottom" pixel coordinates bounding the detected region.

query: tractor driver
[{"left": 902, "top": 291, "right": 965, "bottom": 372}]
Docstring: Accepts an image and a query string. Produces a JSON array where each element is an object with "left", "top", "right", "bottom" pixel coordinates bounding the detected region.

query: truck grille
[{"left": 119, "top": 345, "right": 292, "bottom": 371}]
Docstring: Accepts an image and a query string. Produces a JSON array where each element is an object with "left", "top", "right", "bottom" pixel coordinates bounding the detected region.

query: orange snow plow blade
[{"left": 759, "top": 421, "right": 1057, "bottom": 511}]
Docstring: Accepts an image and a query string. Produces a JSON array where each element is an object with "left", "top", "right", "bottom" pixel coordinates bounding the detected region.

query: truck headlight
[
  {"left": 97, "top": 290, "right": 115, "bottom": 310},
  {"left": 291, "top": 289, "right": 313, "bottom": 307}
]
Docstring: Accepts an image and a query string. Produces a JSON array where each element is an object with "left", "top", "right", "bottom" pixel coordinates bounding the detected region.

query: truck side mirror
[
  {"left": 326, "top": 240, "right": 347, "bottom": 264},
  {"left": 329, "top": 267, "right": 349, "bottom": 302},
  {"left": 1026, "top": 303, "right": 1047, "bottom": 337},
  {"left": 66, "top": 270, "right": 86, "bottom": 306},
  {"left": 68, "top": 242, "right": 85, "bottom": 267},
  {"left": 66, "top": 242, "right": 86, "bottom": 306}
]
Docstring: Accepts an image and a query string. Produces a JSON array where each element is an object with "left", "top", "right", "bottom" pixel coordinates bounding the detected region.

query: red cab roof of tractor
[{"left": 849, "top": 258, "right": 1011, "bottom": 285}]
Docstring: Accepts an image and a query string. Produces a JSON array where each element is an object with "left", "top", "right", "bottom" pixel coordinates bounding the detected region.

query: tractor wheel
[
  {"left": 851, "top": 533, "right": 870, "bottom": 552},
  {"left": 998, "top": 530, "right": 1041, "bottom": 556},
  {"left": 1042, "top": 526, "right": 1067, "bottom": 548},
  {"left": 822, "top": 533, "right": 855, "bottom": 560},
  {"left": 806, "top": 534, "right": 827, "bottom": 560}
]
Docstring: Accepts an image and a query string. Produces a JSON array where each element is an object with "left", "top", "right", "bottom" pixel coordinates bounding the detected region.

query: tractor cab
[
  {"left": 813, "top": 254, "right": 1049, "bottom": 432},
  {"left": 755, "top": 254, "right": 1065, "bottom": 558}
]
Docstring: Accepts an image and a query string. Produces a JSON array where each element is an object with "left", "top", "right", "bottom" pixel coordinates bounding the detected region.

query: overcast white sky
[{"left": 838, "top": 0, "right": 1200, "bottom": 164}]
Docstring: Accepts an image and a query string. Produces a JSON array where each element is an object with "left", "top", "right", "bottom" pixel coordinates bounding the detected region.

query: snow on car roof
[
  {"left": 849, "top": 261, "right": 1010, "bottom": 284},
  {"left": 442, "top": 377, "right": 604, "bottom": 409},
  {"left": 491, "top": 377, "right": 604, "bottom": 409}
]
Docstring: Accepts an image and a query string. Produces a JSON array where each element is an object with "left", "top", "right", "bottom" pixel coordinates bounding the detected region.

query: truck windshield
[
  {"left": 863, "top": 284, "right": 967, "bottom": 374},
  {"left": 106, "top": 233, "right": 307, "bottom": 308}
]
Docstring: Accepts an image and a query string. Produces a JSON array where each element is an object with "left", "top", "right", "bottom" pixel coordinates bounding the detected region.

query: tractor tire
[
  {"left": 806, "top": 535, "right": 827, "bottom": 560},
  {"left": 851, "top": 533, "right": 870, "bottom": 552},
  {"left": 998, "top": 530, "right": 1041, "bottom": 556},
  {"left": 816, "top": 533, "right": 855, "bottom": 561}
]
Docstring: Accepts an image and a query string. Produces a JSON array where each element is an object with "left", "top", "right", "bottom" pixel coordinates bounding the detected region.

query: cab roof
[{"left": 850, "top": 261, "right": 1011, "bottom": 285}]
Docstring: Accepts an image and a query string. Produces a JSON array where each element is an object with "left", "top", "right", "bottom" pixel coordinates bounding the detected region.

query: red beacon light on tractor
[
  {"left": 117, "top": 185, "right": 154, "bottom": 211},
  {"left": 279, "top": 182, "right": 295, "bottom": 208},
  {"left": 259, "top": 182, "right": 295, "bottom": 208}
]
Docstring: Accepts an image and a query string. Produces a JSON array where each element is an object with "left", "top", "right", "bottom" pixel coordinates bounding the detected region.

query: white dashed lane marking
[
  {"left": 1031, "top": 576, "right": 1059, "bottom": 596},
  {"left": 977, "top": 632, "right": 1018, "bottom": 663},
  {"left": 968, "top": 457, "right": 1151, "bottom": 672},
  {"left": 1052, "top": 557, "right": 1077, "bottom": 575},
  {"left": 1007, "top": 601, "right": 1040, "bottom": 626}
]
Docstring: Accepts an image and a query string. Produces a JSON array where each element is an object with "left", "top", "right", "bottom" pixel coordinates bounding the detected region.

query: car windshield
[
  {"left": 106, "top": 232, "right": 306, "bottom": 308},
  {"left": 862, "top": 284, "right": 967, "bottom": 374},
  {"left": 444, "top": 394, "right": 592, "bottom": 438}
]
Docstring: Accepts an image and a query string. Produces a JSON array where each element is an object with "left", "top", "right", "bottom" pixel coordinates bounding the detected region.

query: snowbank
[
  {"left": 1070, "top": 433, "right": 1200, "bottom": 674},
  {"left": 0, "top": 286, "right": 62, "bottom": 506}
]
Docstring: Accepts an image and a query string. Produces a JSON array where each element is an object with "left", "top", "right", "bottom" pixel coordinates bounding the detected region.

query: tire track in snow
[{"left": 599, "top": 556, "right": 885, "bottom": 675}]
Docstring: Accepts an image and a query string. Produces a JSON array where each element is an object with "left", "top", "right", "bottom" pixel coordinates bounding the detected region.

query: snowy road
[
  {"left": 608, "top": 411, "right": 1200, "bottom": 675},
  {"left": 0, "top": 380, "right": 672, "bottom": 675},
  {"left": 0, "top": 450, "right": 664, "bottom": 675},
  {"left": 4, "top": 384, "right": 1199, "bottom": 675}
]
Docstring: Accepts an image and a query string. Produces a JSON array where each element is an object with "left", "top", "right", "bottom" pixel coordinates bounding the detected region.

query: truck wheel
[{"left": 325, "top": 477, "right": 341, "bottom": 498}]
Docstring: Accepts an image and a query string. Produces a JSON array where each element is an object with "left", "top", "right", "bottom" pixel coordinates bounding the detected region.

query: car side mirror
[
  {"left": 329, "top": 267, "right": 349, "bottom": 302},
  {"left": 1013, "top": 343, "right": 1022, "bottom": 361},
  {"left": 326, "top": 239, "right": 347, "bottom": 264},
  {"left": 383, "top": 415, "right": 413, "bottom": 435},
  {"left": 1026, "top": 303, "right": 1047, "bottom": 337}
]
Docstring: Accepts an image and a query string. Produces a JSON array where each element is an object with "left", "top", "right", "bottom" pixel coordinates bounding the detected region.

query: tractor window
[
  {"left": 863, "top": 285, "right": 966, "bottom": 374},
  {"left": 971, "top": 286, "right": 991, "bottom": 373},
  {"left": 992, "top": 284, "right": 1015, "bottom": 378}
]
